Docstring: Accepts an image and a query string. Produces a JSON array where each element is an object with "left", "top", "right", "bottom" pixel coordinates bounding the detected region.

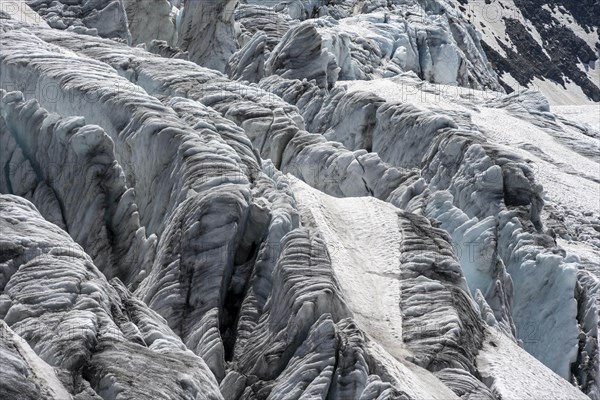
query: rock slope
[{"left": 450, "top": 0, "right": 600, "bottom": 104}]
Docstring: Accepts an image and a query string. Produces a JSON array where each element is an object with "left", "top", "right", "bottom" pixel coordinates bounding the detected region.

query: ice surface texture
[{"left": 1, "top": 2, "right": 599, "bottom": 399}]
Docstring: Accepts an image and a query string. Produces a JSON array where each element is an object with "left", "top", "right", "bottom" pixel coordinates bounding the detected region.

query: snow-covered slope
[
  {"left": 292, "top": 179, "right": 407, "bottom": 356},
  {"left": 342, "top": 76, "right": 599, "bottom": 381},
  {"left": 449, "top": 0, "right": 600, "bottom": 104},
  {"left": 293, "top": 178, "right": 589, "bottom": 400},
  {"left": 477, "top": 326, "right": 590, "bottom": 400}
]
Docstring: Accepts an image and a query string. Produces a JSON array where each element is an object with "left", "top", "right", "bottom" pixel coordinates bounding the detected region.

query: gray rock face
[
  {"left": 448, "top": 0, "right": 600, "bottom": 103},
  {"left": 0, "top": 6, "right": 598, "bottom": 400}
]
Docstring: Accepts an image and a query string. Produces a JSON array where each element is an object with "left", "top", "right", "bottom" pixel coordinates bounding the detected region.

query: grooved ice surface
[{"left": 0, "top": 2, "right": 598, "bottom": 399}]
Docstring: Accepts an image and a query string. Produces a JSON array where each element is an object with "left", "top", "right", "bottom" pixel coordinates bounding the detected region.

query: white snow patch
[
  {"left": 472, "top": 107, "right": 599, "bottom": 213},
  {"left": 344, "top": 77, "right": 598, "bottom": 214},
  {"left": 499, "top": 71, "right": 520, "bottom": 90},
  {"left": 292, "top": 177, "right": 406, "bottom": 358},
  {"left": 458, "top": 0, "right": 545, "bottom": 58},
  {"left": 559, "top": 239, "right": 600, "bottom": 266},
  {"left": 477, "top": 327, "right": 589, "bottom": 400},
  {"left": 554, "top": 104, "right": 600, "bottom": 131},
  {"left": 543, "top": 4, "right": 600, "bottom": 51},
  {"left": 291, "top": 177, "right": 459, "bottom": 400},
  {"left": 341, "top": 76, "right": 504, "bottom": 112},
  {"left": 344, "top": 77, "right": 599, "bottom": 216},
  {"left": 531, "top": 77, "right": 598, "bottom": 106}
]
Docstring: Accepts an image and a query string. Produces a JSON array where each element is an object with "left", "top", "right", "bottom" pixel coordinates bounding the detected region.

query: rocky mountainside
[
  {"left": 450, "top": 0, "right": 600, "bottom": 104},
  {"left": 0, "top": 0, "right": 598, "bottom": 399}
]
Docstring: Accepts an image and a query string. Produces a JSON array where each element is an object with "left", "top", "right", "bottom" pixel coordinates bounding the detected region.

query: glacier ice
[
  {"left": 0, "top": 194, "right": 223, "bottom": 399},
  {"left": 22, "top": 0, "right": 131, "bottom": 41},
  {"left": 177, "top": 0, "right": 237, "bottom": 72},
  {"left": 124, "top": 0, "right": 177, "bottom": 46},
  {"left": 1, "top": 2, "right": 599, "bottom": 399}
]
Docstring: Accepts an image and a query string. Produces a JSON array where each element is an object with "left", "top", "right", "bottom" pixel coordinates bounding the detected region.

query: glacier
[{"left": 0, "top": 0, "right": 599, "bottom": 399}]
